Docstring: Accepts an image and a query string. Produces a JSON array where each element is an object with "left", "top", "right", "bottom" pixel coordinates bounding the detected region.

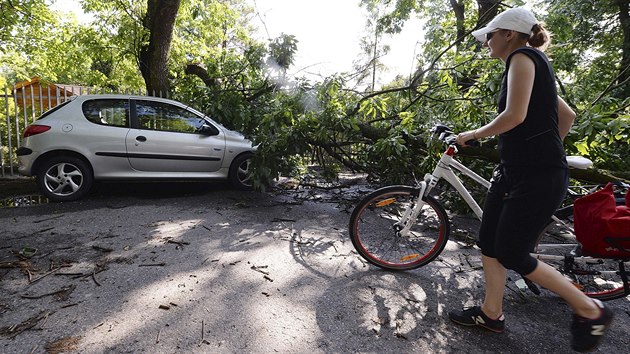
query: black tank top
[{"left": 497, "top": 47, "right": 567, "bottom": 168}]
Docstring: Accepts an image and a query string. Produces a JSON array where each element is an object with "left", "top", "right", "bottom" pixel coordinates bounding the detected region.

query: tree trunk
[
  {"left": 475, "top": 0, "right": 501, "bottom": 28},
  {"left": 138, "top": 0, "right": 181, "bottom": 96},
  {"left": 450, "top": 0, "right": 465, "bottom": 40},
  {"left": 457, "top": 145, "right": 629, "bottom": 184},
  {"left": 615, "top": 0, "right": 630, "bottom": 98}
]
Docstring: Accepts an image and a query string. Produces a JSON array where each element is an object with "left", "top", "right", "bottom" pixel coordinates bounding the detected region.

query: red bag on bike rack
[{"left": 573, "top": 183, "right": 630, "bottom": 258}]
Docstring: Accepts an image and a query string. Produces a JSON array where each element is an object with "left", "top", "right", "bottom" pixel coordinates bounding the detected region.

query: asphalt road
[{"left": 1, "top": 179, "right": 629, "bottom": 353}]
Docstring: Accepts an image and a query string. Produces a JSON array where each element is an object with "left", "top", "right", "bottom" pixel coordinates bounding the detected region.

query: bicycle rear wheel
[
  {"left": 565, "top": 256, "right": 630, "bottom": 301},
  {"left": 349, "top": 185, "right": 450, "bottom": 271},
  {"left": 536, "top": 219, "right": 630, "bottom": 301}
]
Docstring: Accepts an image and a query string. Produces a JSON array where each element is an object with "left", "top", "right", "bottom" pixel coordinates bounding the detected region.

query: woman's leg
[
  {"left": 476, "top": 166, "right": 508, "bottom": 319},
  {"left": 481, "top": 255, "right": 507, "bottom": 319},
  {"left": 449, "top": 255, "right": 507, "bottom": 332},
  {"left": 525, "top": 261, "right": 600, "bottom": 319}
]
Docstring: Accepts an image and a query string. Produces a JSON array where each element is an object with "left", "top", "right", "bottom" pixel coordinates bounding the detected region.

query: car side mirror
[{"left": 198, "top": 124, "right": 219, "bottom": 136}]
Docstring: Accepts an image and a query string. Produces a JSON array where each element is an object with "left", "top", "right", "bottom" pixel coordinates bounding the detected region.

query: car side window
[
  {"left": 82, "top": 99, "right": 130, "bottom": 127},
  {"left": 135, "top": 100, "right": 207, "bottom": 134}
]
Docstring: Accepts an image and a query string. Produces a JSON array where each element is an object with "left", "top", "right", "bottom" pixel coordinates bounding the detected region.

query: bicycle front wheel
[{"left": 349, "top": 185, "right": 450, "bottom": 271}]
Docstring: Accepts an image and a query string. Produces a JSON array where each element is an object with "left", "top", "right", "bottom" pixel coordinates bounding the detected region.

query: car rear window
[
  {"left": 36, "top": 99, "right": 72, "bottom": 120},
  {"left": 82, "top": 99, "right": 130, "bottom": 127}
]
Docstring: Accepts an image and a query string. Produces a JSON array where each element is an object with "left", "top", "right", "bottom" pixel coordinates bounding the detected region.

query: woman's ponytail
[{"left": 528, "top": 23, "right": 551, "bottom": 51}]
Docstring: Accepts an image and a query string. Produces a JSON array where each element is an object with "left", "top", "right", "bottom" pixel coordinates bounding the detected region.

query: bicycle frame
[
  {"left": 423, "top": 145, "right": 490, "bottom": 219},
  {"left": 398, "top": 144, "right": 489, "bottom": 236},
  {"left": 419, "top": 144, "right": 575, "bottom": 230}
]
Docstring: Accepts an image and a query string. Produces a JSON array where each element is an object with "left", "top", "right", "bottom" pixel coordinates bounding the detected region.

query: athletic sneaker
[
  {"left": 570, "top": 299, "right": 613, "bottom": 352},
  {"left": 448, "top": 306, "right": 505, "bottom": 333}
]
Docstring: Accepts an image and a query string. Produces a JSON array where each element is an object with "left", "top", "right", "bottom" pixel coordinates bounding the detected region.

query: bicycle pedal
[{"left": 516, "top": 278, "right": 542, "bottom": 295}]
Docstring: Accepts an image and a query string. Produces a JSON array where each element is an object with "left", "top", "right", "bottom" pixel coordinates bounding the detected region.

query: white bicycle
[{"left": 348, "top": 125, "right": 630, "bottom": 300}]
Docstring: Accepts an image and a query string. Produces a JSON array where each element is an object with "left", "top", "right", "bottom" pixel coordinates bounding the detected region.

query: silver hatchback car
[{"left": 17, "top": 95, "right": 255, "bottom": 201}]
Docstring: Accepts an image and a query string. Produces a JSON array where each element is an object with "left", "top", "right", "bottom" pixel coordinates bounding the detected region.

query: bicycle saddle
[{"left": 566, "top": 156, "right": 593, "bottom": 170}]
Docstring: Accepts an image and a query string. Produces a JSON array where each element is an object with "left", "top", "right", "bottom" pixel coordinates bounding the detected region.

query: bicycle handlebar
[{"left": 430, "top": 125, "right": 480, "bottom": 147}]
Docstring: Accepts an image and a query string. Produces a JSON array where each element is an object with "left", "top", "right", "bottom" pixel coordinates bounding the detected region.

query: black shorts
[{"left": 477, "top": 164, "right": 569, "bottom": 275}]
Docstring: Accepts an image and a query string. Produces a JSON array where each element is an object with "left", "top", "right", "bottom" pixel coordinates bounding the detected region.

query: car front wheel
[
  {"left": 228, "top": 153, "right": 253, "bottom": 190},
  {"left": 37, "top": 156, "right": 93, "bottom": 202}
]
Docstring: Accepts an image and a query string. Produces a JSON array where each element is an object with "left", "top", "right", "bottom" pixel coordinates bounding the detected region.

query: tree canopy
[{"left": 1, "top": 0, "right": 628, "bottom": 188}]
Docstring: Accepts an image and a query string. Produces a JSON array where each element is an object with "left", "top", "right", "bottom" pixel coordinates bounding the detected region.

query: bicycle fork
[{"left": 396, "top": 181, "right": 429, "bottom": 236}]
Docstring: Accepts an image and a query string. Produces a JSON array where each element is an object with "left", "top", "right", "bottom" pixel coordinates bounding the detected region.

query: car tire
[
  {"left": 37, "top": 156, "right": 93, "bottom": 202},
  {"left": 228, "top": 153, "right": 253, "bottom": 190}
]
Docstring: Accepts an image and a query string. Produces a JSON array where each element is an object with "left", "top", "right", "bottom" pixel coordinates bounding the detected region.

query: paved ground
[{"left": 0, "top": 178, "right": 629, "bottom": 353}]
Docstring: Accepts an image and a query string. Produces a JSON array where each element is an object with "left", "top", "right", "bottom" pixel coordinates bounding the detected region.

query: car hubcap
[
  {"left": 44, "top": 163, "right": 83, "bottom": 196},
  {"left": 237, "top": 160, "right": 252, "bottom": 186}
]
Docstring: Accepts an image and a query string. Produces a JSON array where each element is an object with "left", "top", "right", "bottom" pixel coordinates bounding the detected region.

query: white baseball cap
[{"left": 471, "top": 7, "right": 538, "bottom": 42}]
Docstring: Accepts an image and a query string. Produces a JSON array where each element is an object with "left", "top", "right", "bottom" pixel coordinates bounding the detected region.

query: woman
[{"left": 449, "top": 7, "right": 613, "bottom": 353}]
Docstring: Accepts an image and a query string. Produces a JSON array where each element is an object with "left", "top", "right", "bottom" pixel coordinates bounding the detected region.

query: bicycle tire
[
  {"left": 349, "top": 185, "right": 450, "bottom": 271},
  {"left": 566, "top": 257, "right": 630, "bottom": 301},
  {"left": 535, "top": 212, "right": 630, "bottom": 301}
]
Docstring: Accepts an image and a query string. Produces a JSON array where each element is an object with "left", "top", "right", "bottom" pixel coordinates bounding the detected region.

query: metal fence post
[
  {"left": 38, "top": 84, "right": 43, "bottom": 120},
  {"left": 21, "top": 85, "right": 27, "bottom": 131},
  {"left": 29, "top": 84, "right": 35, "bottom": 124},
  {"left": 13, "top": 87, "right": 20, "bottom": 155},
  {"left": 1, "top": 88, "right": 7, "bottom": 177}
]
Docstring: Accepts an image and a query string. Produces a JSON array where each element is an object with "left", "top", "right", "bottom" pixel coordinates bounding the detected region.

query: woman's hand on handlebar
[{"left": 456, "top": 130, "right": 477, "bottom": 147}]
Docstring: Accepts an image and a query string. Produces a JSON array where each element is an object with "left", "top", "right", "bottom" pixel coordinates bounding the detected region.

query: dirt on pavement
[{"left": 0, "top": 177, "right": 629, "bottom": 353}]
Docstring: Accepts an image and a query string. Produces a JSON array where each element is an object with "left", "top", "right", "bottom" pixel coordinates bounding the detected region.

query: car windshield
[{"left": 185, "top": 105, "right": 230, "bottom": 131}]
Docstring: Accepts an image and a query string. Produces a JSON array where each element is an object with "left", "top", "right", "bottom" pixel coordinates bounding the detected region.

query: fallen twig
[
  {"left": 327, "top": 241, "right": 338, "bottom": 252},
  {"left": 34, "top": 250, "right": 55, "bottom": 259},
  {"left": 166, "top": 239, "right": 190, "bottom": 247},
  {"left": 250, "top": 265, "right": 270, "bottom": 275},
  {"left": 298, "top": 182, "right": 353, "bottom": 190},
  {"left": 0, "top": 310, "right": 56, "bottom": 338},
  {"left": 44, "top": 336, "right": 81, "bottom": 353},
  {"left": 92, "top": 245, "right": 114, "bottom": 253},
  {"left": 198, "top": 320, "right": 209, "bottom": 346},
  {"left": 139, "top": 263, "right": 166, "bottom": 267},
  {"left": 0, "top": 261, "right": 31, "bottom": 269},
  {"left": 55, "top": 272, "right": 85, "bottom": 277},
  {"left": 21, "top": 284, "right": 76, "bottom": 300},
  {"left": 91, "top": 269, "right": 101, "bottom": 286},
  {"left": 36, "top": 227, "right": 55, "bottom": 234},
  {"left": 28, "top": 266, "right": 69, "bottom": 285},
  {"left": 60, "top": 303, "right": 79, "bottom": 309}
]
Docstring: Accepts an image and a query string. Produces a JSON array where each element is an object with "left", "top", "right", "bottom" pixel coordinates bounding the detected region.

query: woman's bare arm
[
  {"left": 456, "top": 53, "right": 535, "bottom": 145},
  {"left": 557, "top": 96, "right": 576, "bottom": 140}
]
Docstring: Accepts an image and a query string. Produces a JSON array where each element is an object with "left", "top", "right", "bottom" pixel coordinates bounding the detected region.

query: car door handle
[{"left": 136, "top": 136, "right": 147, "bottom": 142}]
